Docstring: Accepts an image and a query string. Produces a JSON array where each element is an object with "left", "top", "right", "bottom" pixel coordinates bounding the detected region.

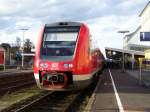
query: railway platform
[
  {"left": 85, "top": 69, "right": 150, "bottom": 112},
  {"left": 0, "top": 69, "right": 35, "bottom": 95},
  {"left": 0, "top": 69, "right": 33, "bottom": 76}
]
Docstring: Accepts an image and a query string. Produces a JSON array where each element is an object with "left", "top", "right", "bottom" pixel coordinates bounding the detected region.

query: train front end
[{"left": 34, "top": 22, "right": 90, "bottom": 90}]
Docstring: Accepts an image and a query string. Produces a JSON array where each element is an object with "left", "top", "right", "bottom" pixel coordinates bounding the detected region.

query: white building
[
  {"left": 125, "top": 1, "right": 150, "bottom": 51},
  {"left": 140, "top": 1, "right": 150, "bottom": 32}
]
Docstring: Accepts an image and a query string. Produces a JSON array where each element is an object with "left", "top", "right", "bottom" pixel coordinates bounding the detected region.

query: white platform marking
[{"left": 108, "top": 69, "right": 124, "bottom": 112}]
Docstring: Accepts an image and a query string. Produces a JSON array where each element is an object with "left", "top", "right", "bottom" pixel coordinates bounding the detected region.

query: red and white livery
[{"left": 34, "top": 22, "right": 104, "bottom": 90}]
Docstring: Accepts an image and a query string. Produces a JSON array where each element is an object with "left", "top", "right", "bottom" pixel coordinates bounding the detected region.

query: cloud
[
  {"left": 86, "top": 14, "right": 140, "bottom": 52},
  {"left": 0, "top": 0, "right": 149, "bottom": 52}
]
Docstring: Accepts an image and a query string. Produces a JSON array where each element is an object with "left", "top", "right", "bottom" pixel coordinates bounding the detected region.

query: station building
[
  {"left": 125, "top": 1, "right": 150, "bottom": 51},
  {"left": 105, "top": 2, "right": 150, "bottom": 70}
]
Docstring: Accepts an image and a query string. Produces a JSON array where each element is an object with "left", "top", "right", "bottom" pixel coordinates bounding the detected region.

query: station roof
[
  {"left": 127, "top": 44, "right": 150, "bottom": 48},
  {"left": 105, "top": 47, "right": 144, "bottom": 56},
  {"left": 139, "top": 1, "right": 150, "bottom": 17},
  {"left": 126, "top": 26, "right": 141, "bottom": 42}
]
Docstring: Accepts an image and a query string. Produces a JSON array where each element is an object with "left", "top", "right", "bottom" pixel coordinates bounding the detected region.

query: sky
[{"left": 0, "top": 0, "right": 149, "bottom": 53}]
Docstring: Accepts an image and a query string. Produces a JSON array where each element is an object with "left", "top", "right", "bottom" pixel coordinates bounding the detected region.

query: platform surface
[{"left": 85, "top": 69, "right": 150, "bottom": 112}]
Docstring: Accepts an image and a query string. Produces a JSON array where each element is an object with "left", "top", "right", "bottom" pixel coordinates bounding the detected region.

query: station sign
[
  {"left": 142, "top": 60, "right": 150, "bottom": 65},
  {"left": 140, "top": 32, "right": 150, "bottom": 41}
]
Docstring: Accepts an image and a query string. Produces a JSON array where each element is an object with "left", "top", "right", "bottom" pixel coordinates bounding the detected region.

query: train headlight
[
  {"left": 64, "top": 64, "right": 73, "bottom": 68},
  {"left": 69, "top": 64, "right": 73, "bottom": 68},
  {"left": 40, "top": 63, "right": 48, "bottom": 69},
  {"left": 64, "top": 64, "right": 69, "bottom": 68}
]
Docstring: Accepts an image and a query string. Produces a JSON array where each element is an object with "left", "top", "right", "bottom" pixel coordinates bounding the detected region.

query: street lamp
[
  {"left": 118, "top": 30, "right": 129, "bottom": 72},
  {"left": 20, "top": 28, "right": 29, "bottom": 68}
]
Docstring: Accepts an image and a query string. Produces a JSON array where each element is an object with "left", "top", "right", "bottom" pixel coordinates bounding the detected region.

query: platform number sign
[{"left": 140, "top": 32, "right": 150, "bottom": 41}]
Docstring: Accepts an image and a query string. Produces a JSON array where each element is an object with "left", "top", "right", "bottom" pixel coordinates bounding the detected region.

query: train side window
[
  {"left": 89, "top": 35, "right": 94, "bottom": 54},
  {"left": 88, "top": 36, "right": 92, "bottom": 54}
]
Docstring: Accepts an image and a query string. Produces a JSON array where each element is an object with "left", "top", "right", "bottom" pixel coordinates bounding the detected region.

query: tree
[
  {"left": 15, "top": 37, "right": 21, "bottom": 48},
  {"left": 10, "top": 37, "right": 22, "bottom": 62},
  {"left": 24, "top": 38, "right": 34, "bottom": 53}
]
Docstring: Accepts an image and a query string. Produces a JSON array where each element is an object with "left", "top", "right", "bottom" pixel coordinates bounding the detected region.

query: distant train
[{"left": 34, "top": 22, "right": 105, "bottom": 90}]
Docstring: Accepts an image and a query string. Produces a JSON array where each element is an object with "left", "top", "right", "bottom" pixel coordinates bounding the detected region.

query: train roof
[{"left": 45, "top": 22, "right": 82, "bottom": 27}]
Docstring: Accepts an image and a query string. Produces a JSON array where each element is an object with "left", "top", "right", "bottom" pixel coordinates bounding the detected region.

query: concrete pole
[
  {"left": 118, "top": 31, "right": 129, "bottom": 72},
  {"left": 131, "top": 53, "right": 135, "bottom": 70},
  {"left": 20, "top": 28, "right": 28, "bottom": 68},
  {"left": 22, "top": 30, "right": 24, "bottom": 68},
  {"left": 122, "top": 33, "right": 125, "bottom": 72}
]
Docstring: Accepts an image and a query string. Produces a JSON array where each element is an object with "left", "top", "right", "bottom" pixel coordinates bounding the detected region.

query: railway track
[
  {"left": 2, "top": 75, "right": 100, "bottom": 112},
  {"left": 13, "top": 91, "right": 80, "bottom": 112},
  {"left": 0, "top": 71, "right": 35, "bottom": 94},
  {"left": 1, "top": 91, "right": 81, "bottom": 112}
]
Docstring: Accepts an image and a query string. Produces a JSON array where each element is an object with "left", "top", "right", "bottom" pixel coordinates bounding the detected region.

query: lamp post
[
  {"left": 118, "top": 30, "right": 129, "bottom": 72},
  {"left": 20, "top": 28, "right": 28, "bottom": 68}
]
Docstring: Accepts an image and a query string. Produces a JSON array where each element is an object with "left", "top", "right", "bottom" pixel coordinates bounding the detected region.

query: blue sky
[{"left": 0, "top": 0, "right": 149, "bottom": 53}]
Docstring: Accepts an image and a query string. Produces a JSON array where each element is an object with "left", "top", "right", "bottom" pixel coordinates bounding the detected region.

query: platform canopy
[{"left": 105, "top": 47, "right": 144, "bottom": 56}]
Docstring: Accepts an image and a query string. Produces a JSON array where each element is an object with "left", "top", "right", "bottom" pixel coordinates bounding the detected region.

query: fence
[{"left": 139, "top": 58, "right": 150, "bottom": 87}]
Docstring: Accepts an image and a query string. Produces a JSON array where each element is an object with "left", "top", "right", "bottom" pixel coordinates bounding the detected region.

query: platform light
[{"left": 112, "top": 51, "right": 116, "bottom": 55}]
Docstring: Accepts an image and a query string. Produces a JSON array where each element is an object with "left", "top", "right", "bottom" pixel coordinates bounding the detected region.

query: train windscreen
[{"left": 40, "top": 26, "right": 80, "bottom": 61}]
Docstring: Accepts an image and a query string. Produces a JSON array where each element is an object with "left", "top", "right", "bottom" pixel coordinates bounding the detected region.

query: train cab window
[{"left": 40, "top": 27, "right": 79, "bottom": 61}]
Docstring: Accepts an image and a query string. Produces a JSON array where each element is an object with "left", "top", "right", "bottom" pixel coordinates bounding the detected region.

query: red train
[
  {"left": 34, "top": 22, "right": 105, "bottom": 90},
  {"left": 0, "top": 47, "right": 4, "bottom": 65}
]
